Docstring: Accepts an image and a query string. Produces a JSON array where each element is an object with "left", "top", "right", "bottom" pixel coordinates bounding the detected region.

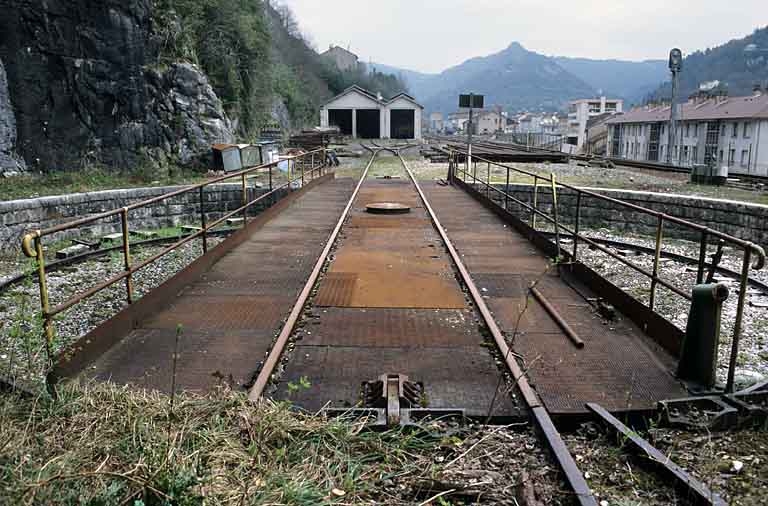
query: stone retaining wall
[
  {"left": 0, "top": 183, "right": 286, "bottom": 254},
  {"left": 476, "top": 183, "right": 768, "bottom": 248}
]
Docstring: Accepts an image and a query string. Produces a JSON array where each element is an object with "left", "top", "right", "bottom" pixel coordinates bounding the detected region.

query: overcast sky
[{"left": 280, "top": 0, "right": 767, "bottom": 73}]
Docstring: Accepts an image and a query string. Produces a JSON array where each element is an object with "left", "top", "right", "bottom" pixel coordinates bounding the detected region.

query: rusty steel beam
[
  {"left": 530, "top": 287, "right": 585, "bottom": 349},
  {"left": 248, "top": 151, "right": 378, "bottom": 399},
  {"left": 587, "top": 403, "right": 726, "bottom": 506},
  {"left": 396, "top": 151, "right": 597, "bottom": 506}
]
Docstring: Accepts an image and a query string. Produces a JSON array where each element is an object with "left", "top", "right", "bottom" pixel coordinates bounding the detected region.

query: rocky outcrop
[
  {"left": 0, "top": 0, "right": 234, "bottom": 174},
  {"left": 0, "top": 57, "right": 26, "bottom": 176}
]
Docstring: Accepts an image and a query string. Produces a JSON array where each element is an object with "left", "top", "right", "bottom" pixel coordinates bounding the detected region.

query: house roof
[
  {"left": 606, "top": 93, "right": 768, "bottom": 124},
  {"left": 321, "top": 85, "right": 424, "bottom": 109},
  {"left": 321, "top": 45, "right": 358, "bottom": 59}
]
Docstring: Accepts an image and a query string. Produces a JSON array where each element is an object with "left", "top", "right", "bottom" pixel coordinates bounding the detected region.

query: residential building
[
  {"left": 320, "top": 45, "right": 359, "bottom": 72},
  {"left": 584, "top": 113, "right": 614, "bottom": 156},
  {"left": 567, "top": 97, "right": 624, "bottom": 152},
  {"left": 474, "top": 109, "right": 506, "bottom": 134},
  {"left": 319, "top": 85, "right": 423, "bottom": 140},
  {"left": 605, "top": 89, "right": 768, "bottom": 176},
  {"left": 429, "top": 112, "right": 444, "bottom": 133}
]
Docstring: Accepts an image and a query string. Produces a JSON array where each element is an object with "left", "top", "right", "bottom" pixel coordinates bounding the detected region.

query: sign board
[{"left": 459, "top": 94, "right": 484, "bottom": 109}]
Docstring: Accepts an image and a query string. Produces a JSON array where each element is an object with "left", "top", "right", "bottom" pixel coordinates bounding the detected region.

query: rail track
[{"left": 246, "top": 145, "right": 597, "bottom": 505}]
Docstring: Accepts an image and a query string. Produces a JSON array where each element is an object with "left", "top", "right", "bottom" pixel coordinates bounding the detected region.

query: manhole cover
[{"left": 366, "top": 202, "right": 411, "bottom": 214}]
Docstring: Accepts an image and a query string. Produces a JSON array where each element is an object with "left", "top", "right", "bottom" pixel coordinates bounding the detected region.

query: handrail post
[
  {"left": 268, "top": 163, "right": 274, "bottom": 205},
  {"left": 486, "top": 162, "right": 491, "bottom": 198},
  {"left": 311, "top": 152, "right": 315, "bottom": 177},
  {"left": 241, "top": 173, "right": 248, "bottom": 225},
  {"left": 504, "top": 167, "right": 510, "bottom": 211},
  {"left": 199, "top": 186, "right": 208, "bottom": 254},
  {"left": 550, "top": 173, "right": 561, "bottom": 259},
  {"left": 32, "top": 234, "right": 55, "bottom": 362},
  {"left": 696, "top": 232, "right": 708, "bottom": 284},
  {"left": 649, "top": 216, "right": 665, "bottom": 310},
  {"left": 301, "top": 156, "right": 305, "bottom": 186},
  {"left": 531, "top": 175, "right": 539, "bottom": 229},
  {"left": 573, "top": 191, "right": 582, "bottom": 262},
  {"left": 120, "top": 208, "right": 134, "bottom": 304},
  {"left": 726, "top": 248, "right": 752, "bottom": 392}
]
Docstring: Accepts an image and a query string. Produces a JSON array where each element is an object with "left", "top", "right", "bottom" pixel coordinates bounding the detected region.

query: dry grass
[
  {"left": 0, "top": 382, "right": 571, "bottom": 505},
  {"left": 0, "top": 383, "right": 434, "bottom": 505}
]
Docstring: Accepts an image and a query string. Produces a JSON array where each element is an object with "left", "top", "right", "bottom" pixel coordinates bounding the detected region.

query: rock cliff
[{"left": 0, "top": 0, "right": 234, "bottom": 174}]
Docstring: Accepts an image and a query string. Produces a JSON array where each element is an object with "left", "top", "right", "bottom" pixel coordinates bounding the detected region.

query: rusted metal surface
[
  {"left": 69, "top": 175, "right": 352, "bottom": 392},
  {"left": 365, "top": 202, "right": 411, "bottom": 214},
  {"left": 399, "top": 156, "right": 596, "bottom": 505},
  {"left": 270, "top": 150, "right": 521, "bottom": 420},
  {"left": 587, "top": 403, "right": 727, "bottom": 506},
  {"left": 422, "top": 181, "right": 686, "bottom": 414},
  {"left": 276, "top": 346, "right": 520, "bottom": 418},
  {"left": 530, "top": 287, "right": 585, "bottom": 349}
]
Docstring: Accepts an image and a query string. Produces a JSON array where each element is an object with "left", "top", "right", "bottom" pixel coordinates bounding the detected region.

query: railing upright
[{"left": 120, "top": 208, "right": 133, "bottom": 304}]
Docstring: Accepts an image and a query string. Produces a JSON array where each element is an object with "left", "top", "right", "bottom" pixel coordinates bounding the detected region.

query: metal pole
[
  {"left": 696, "top": 232, "right": 708, "bottom": 284},
  {"left": 33, "top": 235, "right": 55, "bottom": 362},
  {"left": 487, "top": 162, "right": 491, "bottom": 198},
  {"left": 504, "top": 167, "right": 510, "bottom": 211},
  {"left": 726, "top": 249, "right": 752, "bottom": 392},
  {"left": 467, "top": 95, "right": 474, "bottom": 173},
  {"left": 301, "top": 157, "right": 305, "bottom": 186},
  {"left": 269, "top": 163, "right": 274, "bottom": 206},
  {"left": 573, "top": 192, "right": 582, "bottom": 262},
  {"left": 531, "top": 176, "right": 539, "bottom": 229},
  {"left": 120, "top": 208, "right": 133, "bottom": 304},
  {"left": 649, "top": 216, "right": 665, "bottom": 310},
  {"left": 199, "top": 186, "right": 208, "bottom": 254},
  {"left": 551, "top": 174, "right": 561, "bottom": 259},
  {"left": 241, "top": 173, "right": 247, "bottom": 225}
]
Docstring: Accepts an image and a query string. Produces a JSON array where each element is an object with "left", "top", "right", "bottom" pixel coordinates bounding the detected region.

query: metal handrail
[
  {"left": 447, "top": 149, "right": 765, "bottom": 392},
  {"left": 22, "top": 148, "right": 327, "bottom": 363}
]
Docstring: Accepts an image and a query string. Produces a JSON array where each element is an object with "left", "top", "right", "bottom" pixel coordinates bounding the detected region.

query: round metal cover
[{"left": 366, "top": 202, "right": 411, "bottom": 214}]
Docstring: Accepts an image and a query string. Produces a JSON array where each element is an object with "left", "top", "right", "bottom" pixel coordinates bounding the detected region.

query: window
[
  {"left": 685, "top": 124, "right": 690, "bottom": 137},
  {"left": 729, "top": 149, "right": 735, "bottom": 166},
  {"left": 721, "top": 124, "right": 726, "bottom": 136},
  {"left": 741, "top": 150, "right": 749, "bottom": 167},
  {"left": 744, "top": 122, "right": 751, "bottom": 138},
  {"left": 661, "top": 124, "right": 666, "bottom": 136},
  {"left": 732, "top": 123, "right": 739, "bottom": 138},
  {"left": 683, "top": 146, "right": 689, "bottom": 161},
  {"left": 692, "top": 146, "right": 698, "bottom": 162},
  {"left": 719, "top": 149, "right": 724, "bottom": 162},
  {"left": 694, "top": 123, "right": 699, "bottom": 137}
]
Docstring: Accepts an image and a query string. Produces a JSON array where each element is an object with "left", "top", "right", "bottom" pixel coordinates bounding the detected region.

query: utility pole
[
  {"left": 459, "top": 93, "right": 484, "bottom": 171},
  {"left": 668, "top": 48, "right": 683, "bottom": 165}
]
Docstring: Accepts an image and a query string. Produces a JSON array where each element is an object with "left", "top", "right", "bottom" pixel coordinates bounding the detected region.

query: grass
[
  {"left": 0, "top": 168, "right": 208, "bottom": 202},
  {"left": 0, "top": 382, "right": 437, "bottom": 505}
]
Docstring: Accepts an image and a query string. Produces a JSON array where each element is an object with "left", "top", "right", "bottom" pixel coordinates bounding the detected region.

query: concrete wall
[
  {"left": 0, "top": 183, "right": 284, "bottom": 254},
  {"left": 476, "top": 182, "right": 768, "bottom": 248}
]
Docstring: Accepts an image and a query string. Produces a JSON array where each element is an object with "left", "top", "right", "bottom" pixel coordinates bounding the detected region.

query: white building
[
  {"left": 319, "top": 85, "right": 423, "bottom": 140},
  {"left": 567, "top": 97, "right": 624, "bottom": 152},
  {"left": 429, "top": 112, "right": 444, "bottom": 132},
  {"left": 606, "top": 90, "right": 768, "bottom": 176}
]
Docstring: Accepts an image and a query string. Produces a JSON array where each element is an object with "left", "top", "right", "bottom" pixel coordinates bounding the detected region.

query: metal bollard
[{"left": 677, "top": 283, "right": 729, "bottom": 389}]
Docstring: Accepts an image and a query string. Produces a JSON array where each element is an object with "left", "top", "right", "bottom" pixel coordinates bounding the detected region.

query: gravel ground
[
  {"left": 565, "top": 422, "right": 768, "bottom": 505},
  {"left": 571, "top": 227, "right": 768, "bottom": 387},
  {"left": 0, "top": 237, "right": 223, "bottom": 389}
]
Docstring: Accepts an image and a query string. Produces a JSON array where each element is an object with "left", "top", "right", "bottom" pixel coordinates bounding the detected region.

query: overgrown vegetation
[
  {"left": 151, "top": 0, "right": 408, "bottom": 138},
  {"left": 0, "top": 383, "right": 564, "bottom": 505}
]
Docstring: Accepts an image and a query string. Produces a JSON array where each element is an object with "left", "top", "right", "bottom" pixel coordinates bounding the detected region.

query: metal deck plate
[
  {"left": 275, "top": 346, "right": 521, "bottom": 417},
  {"left": 299, "top": 308, "right": 482, "bottom": 347},
  {"left": 84, "top": 179, "right": 356, "bottom": 393},
  {"left": 422, "top": 182, "right": 686, "bottom": 414}
]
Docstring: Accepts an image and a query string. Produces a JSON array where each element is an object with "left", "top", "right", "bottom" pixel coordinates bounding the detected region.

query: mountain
[
  {"left": 377, "top": 43, "right": 674, "bottom": 115},
  {"left": 553, "top": 57, "right": 668, "bottom": 105},
  {"left": 649, "top": 26, "right": 768, "bottom": 102},
  {"left": 376, "top": 43, "right": 595, "bottom": 115}
]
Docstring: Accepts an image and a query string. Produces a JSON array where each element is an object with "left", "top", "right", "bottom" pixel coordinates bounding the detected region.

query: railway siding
[{"left": 481, "top": 182, "right": 768, "bottom": 247}]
